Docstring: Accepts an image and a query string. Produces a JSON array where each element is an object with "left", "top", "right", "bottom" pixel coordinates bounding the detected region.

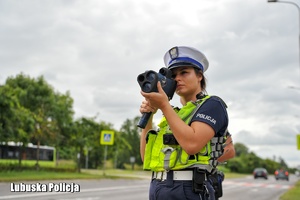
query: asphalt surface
[{"left": 0, "top": 174, "right": 298, "bottom": 200}]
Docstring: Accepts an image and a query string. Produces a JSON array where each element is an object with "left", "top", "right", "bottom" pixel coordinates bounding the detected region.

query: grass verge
[
  {"left": 0, "top": 168, "right": 245, "bottom": 182},
  {"left": 280, "top": 180, "right": 300, "bottom": 200},
  {"left": 0, "top": 170, "right": 104, "bottom": 182}
]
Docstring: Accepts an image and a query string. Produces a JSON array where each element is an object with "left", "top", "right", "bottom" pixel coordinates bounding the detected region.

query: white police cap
[{"left": 163, "top": 46, "right": 209, "bottom": 72}]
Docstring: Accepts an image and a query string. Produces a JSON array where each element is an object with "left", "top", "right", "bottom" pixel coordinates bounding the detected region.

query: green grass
[
  {"left": 0, "top": 168, "right": 245, "bottom": 182},
  {"left": 223, "top": 172, "right": 246, "bottom": 179},
  {"left": 0, "top": 159, "right": 247, "bottom": 182},
  {"left": 0, "top": 159, "right": 56, "bottom": 168},
  {"left": 0, "top": 159, "right": 76, "bottom": 169},
  {"left": 0, "top": 170, "right": 105, "bottom": 182},
  {"left": 280, "top": 180, "right": 300, "bottom": 200}
]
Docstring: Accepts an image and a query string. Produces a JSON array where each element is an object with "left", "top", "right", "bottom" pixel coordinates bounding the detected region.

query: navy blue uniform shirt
[{"left": 190, "top": 96, "right": 228, "bottom": 137}]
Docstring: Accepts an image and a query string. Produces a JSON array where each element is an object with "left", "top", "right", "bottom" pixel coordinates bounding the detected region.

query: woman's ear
[{"left": 197, "top": 72, "right": 203, "bottom": 82}]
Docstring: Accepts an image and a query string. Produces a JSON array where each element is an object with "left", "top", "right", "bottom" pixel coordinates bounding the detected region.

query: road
[
  {"left": 221, "top": 175, "right": 298, "bottom": 200},
  {"left": 0, "top": 175, "right": 298, "bottom": 200}
]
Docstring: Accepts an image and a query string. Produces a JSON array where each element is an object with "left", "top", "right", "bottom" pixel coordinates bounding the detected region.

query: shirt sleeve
[{"left": 190, "top": 97, "right": 228, "bottom": 137}]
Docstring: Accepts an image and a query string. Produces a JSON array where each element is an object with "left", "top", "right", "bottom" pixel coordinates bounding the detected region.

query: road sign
[
  {"left": 297, "top": 134, "right": 300, "bottom": 150},
  {"left": 100, "top": 130, "right": 114, "bottom": 145}
]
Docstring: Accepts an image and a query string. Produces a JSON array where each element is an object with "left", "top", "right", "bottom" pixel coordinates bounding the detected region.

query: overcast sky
[{"left": 1, "top": 0, "right": 300, "bottom": 168}]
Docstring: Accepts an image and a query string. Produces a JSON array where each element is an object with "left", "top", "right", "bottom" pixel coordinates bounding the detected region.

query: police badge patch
[{"left": 169, "top": 47, "right": 179, "bottom": 59}]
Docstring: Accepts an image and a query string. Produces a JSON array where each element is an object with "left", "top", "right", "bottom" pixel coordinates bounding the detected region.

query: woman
[{"left": 139, "top": 46, "right": 234, "bottom": 200}]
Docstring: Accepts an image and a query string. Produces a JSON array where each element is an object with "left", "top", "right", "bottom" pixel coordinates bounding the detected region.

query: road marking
[
  {"left": 223, "top": 181, "right": 292, "bottom": 190},
  {"left": 0, "top": 184, "right": 149, "bottom": 199}
]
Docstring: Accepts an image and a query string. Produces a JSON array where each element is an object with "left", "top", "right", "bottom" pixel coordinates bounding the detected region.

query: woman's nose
[{"left": 174, "top": 75, "right": 180, "bottom": 81}]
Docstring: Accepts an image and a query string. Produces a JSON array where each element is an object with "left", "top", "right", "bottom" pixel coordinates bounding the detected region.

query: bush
[{"left": 0, "top": 159, "right": 76, "bottom": 172}]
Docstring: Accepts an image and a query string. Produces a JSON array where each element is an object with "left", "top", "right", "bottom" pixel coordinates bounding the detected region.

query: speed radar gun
[{"left": 137, "top": 67, "right": 177, "bottom": 128}]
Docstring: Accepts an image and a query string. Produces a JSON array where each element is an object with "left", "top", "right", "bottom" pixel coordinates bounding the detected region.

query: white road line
[
  {"left": 0, "top": 184, "right": 149, "bottom": 199},
  {"left": 223, "top": 181, "right": 291, "bottom": 190}
]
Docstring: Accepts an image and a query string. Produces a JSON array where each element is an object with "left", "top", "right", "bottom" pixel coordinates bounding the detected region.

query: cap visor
[{"left": 168, "top": 63, "right": 196, "bottom": 70}]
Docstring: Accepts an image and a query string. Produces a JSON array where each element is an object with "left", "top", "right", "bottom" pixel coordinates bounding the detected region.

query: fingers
[
  {"left": 139, "top": 81, "right": 167, "bottom": 112},
  {"left": 157, "top": 81, "right": 163, "bottom": 93},
  {"left": 139, "top": 100, "right": 157, "bottom": 113}
]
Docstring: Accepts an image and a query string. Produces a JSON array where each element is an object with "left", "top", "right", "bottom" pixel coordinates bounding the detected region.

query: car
[
  {"left": 274, "top": 169, "right": 289, "bottom": 181},
  {"left": 253, "top": 168, "right": 268, "bottom": 179}
]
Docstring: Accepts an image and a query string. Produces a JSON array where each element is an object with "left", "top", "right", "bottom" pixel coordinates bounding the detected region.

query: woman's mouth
[{"left": 176, "top": 84, "right": 184, "bottom": 89}]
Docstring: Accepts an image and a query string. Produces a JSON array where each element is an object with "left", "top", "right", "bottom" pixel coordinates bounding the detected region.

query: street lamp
[{"left": 268, "top": 0, "right": 300, "bottom": 80}]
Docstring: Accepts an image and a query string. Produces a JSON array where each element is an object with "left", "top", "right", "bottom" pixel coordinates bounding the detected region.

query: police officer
[{"left": 139, "top": 46, "right": 233, "bottom": 200}]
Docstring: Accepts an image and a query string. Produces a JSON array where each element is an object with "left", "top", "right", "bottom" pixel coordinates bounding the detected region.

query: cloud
[{"left": 0, "top": 0, "right": 299, "bottom": 167}]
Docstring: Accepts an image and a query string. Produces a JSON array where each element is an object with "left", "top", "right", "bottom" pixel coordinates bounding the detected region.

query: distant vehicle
[
  {"left": 274, "top": 169, "right": 289, "bottom": 181},
  {"left": 253, "top": 168, "right": 268, "bottom": 179}
]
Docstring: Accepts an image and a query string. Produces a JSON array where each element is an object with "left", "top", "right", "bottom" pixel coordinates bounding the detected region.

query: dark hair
[{"left": 194, "top": 68, "right": 207, "bottom": 94}]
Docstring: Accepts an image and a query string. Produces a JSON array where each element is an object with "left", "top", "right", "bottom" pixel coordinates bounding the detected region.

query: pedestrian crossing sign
[
  {"left": 297, "top": 134, "right": 300, "bottom": 150},
  {"left": 100, "top": 130, "right": 114, "bottom": 145}
]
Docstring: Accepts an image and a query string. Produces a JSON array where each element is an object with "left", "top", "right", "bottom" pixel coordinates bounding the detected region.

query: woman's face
[{"left": 171, "top": 66, "right": 202, "bottom": 98}]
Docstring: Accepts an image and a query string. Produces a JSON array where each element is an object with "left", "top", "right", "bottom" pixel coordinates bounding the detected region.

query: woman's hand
[
  {"left": 139, "top": 99, "right": 157, "bottom": 114},
  {"left": 140, "top": 81, "right": 169, "bottom": 111}
]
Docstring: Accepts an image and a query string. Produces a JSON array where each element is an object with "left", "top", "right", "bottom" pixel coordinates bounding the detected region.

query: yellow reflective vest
[{"left": 143, "top": 95, "right": 219, "bottom": 172}]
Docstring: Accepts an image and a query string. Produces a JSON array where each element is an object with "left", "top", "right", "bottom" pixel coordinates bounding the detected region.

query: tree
[
  {"left": 278, "top": 156, "right": 288, "bottom": 169},
  {"left": 118, "top": 116, "right": 142, "bottom": 169},
  {"left": 234, "top": 142, "right": 249, "bottom": 157},
  {"left": 0, "top": 84, "right": 31, "bottom": 142},
  {"left": 0, "top": 84, "right": 35, "bottom": 167},
  {"left": 71, "top": 117, "right": 112, "bottom": 172},
  {"left": 5, "top": 74, "right": 57, "bottom": 169},
  {"left": 4, "top": 73, "right": 74, "bottom": 169},
  {"left": 50, "top": 92, "right": 74, "bottom": 166},
  {"left": 91, "top": 121, "right": 115, "bottom": 169}
]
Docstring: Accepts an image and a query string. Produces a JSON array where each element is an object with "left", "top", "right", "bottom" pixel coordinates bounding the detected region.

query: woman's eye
[
  {"left": 181, "top": 71, "right": 187, "bottom": 75},
  {"left": 171, "top": 70, "right": 188, "bottom": 78}
]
